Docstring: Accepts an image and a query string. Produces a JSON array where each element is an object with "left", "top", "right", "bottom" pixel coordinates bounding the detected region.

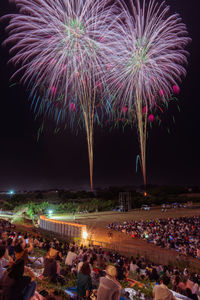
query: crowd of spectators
[
  {"left": 0, "top": 218, "right": 200, "bottom": 300},
  {"left": 108, "top": 216, "right": 200, "bottom": 258}
]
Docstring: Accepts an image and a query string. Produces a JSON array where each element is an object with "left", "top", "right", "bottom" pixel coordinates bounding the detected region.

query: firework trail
[
  {"left": 105, "top": 0, "right": 191, "bottom": 187},
  {"left": 2, "top": 0, "right": 120, "bottom": 190}
]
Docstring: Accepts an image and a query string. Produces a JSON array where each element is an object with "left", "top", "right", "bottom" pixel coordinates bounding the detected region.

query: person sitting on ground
[
  {"left": 153, "top": 275, "right": 176, "bottom": 300},
  {"left": 97, "top": 254, "right": 107, "bottom": 272},
  {"left": 115, "top": 259, "right": 127, "bottom": 281},
  {"left": 129, "top": 257, "right": 138, "bottom": 275},
  {"left": 171, "top": 271, "right": 181, "bottom": 292},
  {"left": 150, "top": 268, "right": 159, "bottom": 282},
  {"left": 0, "top": 245, "right": 9, "bottom": 279},
  {"left": 178, "top": 276, "right": 187, "bottom": 294},
  {"left": 0, "top": 258, "right": 36, "bottom": 300},
  {"left": 14, "top": 236, "right": 33, "bottom": 265},
  {"left": 186, "top": 275, "right": 199, "bottom": 300},
  {"left": 42, "top": 248, "right": 60, "bottom": 283},
  {"left": 97, "top": 265, "right": 121, "bottom": 300},
  {"left": 190, "top": 275, "right": 200, "bottom": 298},
  {"left": 65, "top": 247, "right": 77, "bottom": 267},
  {"left": 7, "top": 236, "right": 15, "bottom": 259},
  {"left": 77, "top": 262, "right": 93, "bottom": 299},
  {"left": 77, "top": 254, "right": 88, "bottom": 273},
  {"left": 185, "top": 288, "right": 198, "bottom": 300}
]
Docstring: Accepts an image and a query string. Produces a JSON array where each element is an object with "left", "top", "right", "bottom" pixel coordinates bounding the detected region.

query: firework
[
  {"left": 3, "top": 0, "right": 120, "bottom": 190},
  {"left": 105, "top": 0, "right": 191, "bottom": 186}
]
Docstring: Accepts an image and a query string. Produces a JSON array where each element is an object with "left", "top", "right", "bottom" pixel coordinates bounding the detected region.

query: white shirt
[
  {"left": 65, "top": 251, "right": 77, "bottom": 266},
  {"left": 129, "top": 263, "right": 138, "bottom": 274}
]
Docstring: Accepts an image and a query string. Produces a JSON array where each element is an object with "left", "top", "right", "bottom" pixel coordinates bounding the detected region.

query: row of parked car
[
  {"left": 161, "top": 203, "right": 187, "bottom": 208},
  {"left": 113, "top": 203, "right": 187, "bottom": 212},
  {"left": 140, "top": 203, "right": 187, "bottom": 210}
]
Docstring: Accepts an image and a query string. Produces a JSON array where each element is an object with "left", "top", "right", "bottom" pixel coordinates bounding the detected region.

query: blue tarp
[{"left": 65, "top": 287, "right": 127, "bottom": 300}]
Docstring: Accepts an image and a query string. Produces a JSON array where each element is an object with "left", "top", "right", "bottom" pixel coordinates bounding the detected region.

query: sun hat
[{"left": 48, "top": 248, "right": 58, "bottom": 258}]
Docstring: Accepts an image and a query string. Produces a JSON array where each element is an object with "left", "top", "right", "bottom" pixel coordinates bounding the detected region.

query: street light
[{"left": 48, "top": 210, "right": 53, "bottom": 217}]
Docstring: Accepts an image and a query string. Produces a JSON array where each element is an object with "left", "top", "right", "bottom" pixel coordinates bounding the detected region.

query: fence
[
  {"left": 38, "top": 216, "right": 200, "bottom": 272},
  {"left": 88, "top": 239, "right": 200, "bottom": 273},
  {"left": 39, "top": 215, "right": 86, "bottom": 239},
  {"left": 0, "top": 210, "right": 13, "bottom": 216},
  {"left": 89, "top": 239, "right": 164, "bottom": 263}
]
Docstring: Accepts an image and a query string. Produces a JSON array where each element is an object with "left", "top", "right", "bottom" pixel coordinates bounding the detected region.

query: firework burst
[
  {"left": 3, "top": 0, "right": 120, "bottom": 190},
  {"left": 105, "top": 0, "right": 191, "bottom": 186}
]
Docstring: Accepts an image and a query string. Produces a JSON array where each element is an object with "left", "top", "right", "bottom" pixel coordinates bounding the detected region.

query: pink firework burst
[
  {"left": 3, "top": 0, "right": 119, "bottom": 105},
  {"left": 106, "top": 0, "right": 191, "bottom": 109},
  {"left": 2, "top": 0, "right": 121, "bottom": 191},
  {"left": 105, "top": 0, "right": 191, "bottom": 185}
]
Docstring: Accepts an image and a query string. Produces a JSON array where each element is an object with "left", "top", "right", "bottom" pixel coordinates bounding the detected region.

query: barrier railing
[
  {"left": 0, "top": 211, "right": 14, "bottom": 216},
  {"left": 87, "top": 239, "right": 200, "bottom": 272},
  {"left": 39, "top": 215, "right": 86, "bottom": 239}
]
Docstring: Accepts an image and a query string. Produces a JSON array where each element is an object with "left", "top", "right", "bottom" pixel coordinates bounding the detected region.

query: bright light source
[
  {"left": 144, "top": 192, "right": 147, "bottom": 197},
  {"left": 82, "top": 231, "right": 88, "bottom": 240},
  {"left": 48, "top": 210, "right": 53, "bottom": 214},
  {"left": 9, "top": 190, "right": 14, "bottom": 195}
]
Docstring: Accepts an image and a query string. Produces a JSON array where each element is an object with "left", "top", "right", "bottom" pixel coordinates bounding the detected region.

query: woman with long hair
[{"left": 77, "top": 262, "right": 93, "bottom": 299}]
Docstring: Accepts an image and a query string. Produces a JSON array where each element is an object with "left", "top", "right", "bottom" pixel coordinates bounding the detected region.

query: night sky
[{"left": 0, "top": 0, "right": 199, "bottom": 191}]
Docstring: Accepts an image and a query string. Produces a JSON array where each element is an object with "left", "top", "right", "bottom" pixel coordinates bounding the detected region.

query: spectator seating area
[
  {"left": 108, "top": 216, "right": 200, "bottom": 258},
  {"left": 0, "top": 218, "right": 200, "bottom": 300}
]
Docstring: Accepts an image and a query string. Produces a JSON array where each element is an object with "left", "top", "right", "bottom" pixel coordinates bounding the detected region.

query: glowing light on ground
[{"left": 82, "top": 231, "right": 88, "bottom": 240}]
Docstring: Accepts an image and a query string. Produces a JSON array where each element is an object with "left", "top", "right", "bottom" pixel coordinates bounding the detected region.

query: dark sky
[{"left": 0, "top": 0, "right": 199, "bottom": 191}]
